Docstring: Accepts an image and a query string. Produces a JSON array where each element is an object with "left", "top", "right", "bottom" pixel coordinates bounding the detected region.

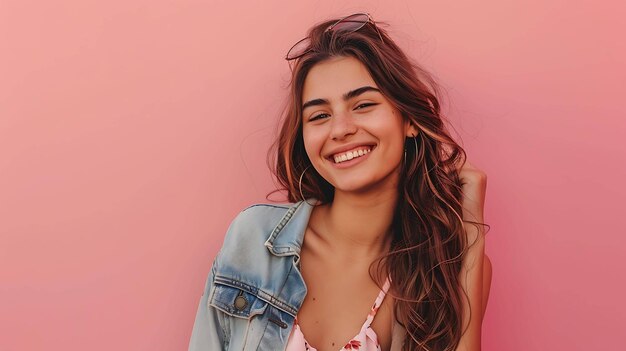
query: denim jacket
[{"left": 188, "top": 199, "right": 407, "bottom": 350}]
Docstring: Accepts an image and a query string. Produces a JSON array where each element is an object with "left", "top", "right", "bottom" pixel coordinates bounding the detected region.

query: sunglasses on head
[{"left": 285, "top": 12, "right": 385, "bottom": 61}]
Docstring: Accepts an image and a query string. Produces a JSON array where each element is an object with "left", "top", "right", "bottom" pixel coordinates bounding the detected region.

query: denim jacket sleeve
[{"left": 188, "top": 254, "right": 226, "bottom": 350}]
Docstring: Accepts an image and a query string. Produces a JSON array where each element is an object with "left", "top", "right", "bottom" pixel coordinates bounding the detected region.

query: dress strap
[{"left": 364, "top": 275, "right": 392, "bottom": 325}]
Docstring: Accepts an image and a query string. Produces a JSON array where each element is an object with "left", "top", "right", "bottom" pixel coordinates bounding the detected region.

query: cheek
[
  {"left": 373, "top": 124, "right": 407, "bottom": 160},
  {"left": 302, "top": 129, "right": 325, "bottom": 160}
]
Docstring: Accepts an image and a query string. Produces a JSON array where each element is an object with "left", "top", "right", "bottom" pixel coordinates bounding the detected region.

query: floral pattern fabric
[{"left": 286, "top": 276, "right": 391, "bottom": 351}]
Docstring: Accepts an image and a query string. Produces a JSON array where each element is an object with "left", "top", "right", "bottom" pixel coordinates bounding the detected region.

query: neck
[{"left": 312, "top": 190, "right": 397, "bottom": 259}]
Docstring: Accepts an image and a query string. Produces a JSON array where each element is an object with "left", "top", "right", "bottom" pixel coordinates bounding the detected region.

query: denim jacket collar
[{"left": 263, "top": 199, "right": 317, "bottom": 258}]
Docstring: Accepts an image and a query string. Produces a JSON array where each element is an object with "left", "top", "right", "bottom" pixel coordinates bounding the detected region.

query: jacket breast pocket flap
[{"left": 209, "top": 282, "right": 268, "bottom": 319}]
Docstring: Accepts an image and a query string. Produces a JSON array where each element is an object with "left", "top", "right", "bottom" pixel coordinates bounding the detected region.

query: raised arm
[{"left": 454, "top": 159, "right": 489, "bottom": 351}]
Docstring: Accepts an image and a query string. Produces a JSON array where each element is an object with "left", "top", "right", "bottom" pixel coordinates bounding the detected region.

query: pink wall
[{"left": 1, "top": 1, "right": 624, "bottom": 350}]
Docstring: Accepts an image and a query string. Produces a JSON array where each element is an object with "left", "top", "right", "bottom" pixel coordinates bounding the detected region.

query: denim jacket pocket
[{"left": 209, "top": 276, "right": 269, "bottom": 320}]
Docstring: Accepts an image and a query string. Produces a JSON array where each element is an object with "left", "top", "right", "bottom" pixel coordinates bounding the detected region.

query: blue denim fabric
[{"left": 188, "top": 199, "right": 406, "bottom": 351}]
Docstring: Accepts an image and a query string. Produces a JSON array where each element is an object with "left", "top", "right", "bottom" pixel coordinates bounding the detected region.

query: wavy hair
[{"left": 266, "top": 14, "right": 485, "bottom": 350}]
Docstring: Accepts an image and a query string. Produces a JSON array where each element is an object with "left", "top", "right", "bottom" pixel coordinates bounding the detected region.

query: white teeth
[{"left": 333, "top": 147, "right": 372, "bottom": 164}]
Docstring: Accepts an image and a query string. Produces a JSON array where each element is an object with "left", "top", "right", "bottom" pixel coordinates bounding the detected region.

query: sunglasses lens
[
  {"left": 330, "top": 13, "right": 369, "bottom": 33},
  {"left": 286, "top": 37, "right": 311, "bottom": 60}
]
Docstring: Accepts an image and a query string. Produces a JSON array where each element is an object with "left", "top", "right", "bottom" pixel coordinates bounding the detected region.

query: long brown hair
[{"left": 266, "top": 14, "right": 484, "bottom": 350}]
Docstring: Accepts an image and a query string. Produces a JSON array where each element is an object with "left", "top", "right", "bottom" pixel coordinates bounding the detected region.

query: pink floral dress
[{"left": 286, "top": 276, "right": 391, "bottom": 351}]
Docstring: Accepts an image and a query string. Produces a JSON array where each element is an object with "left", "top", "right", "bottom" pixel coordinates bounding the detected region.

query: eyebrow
[{"left": 302, "top": 86, "right": 382, "bottom": 112}]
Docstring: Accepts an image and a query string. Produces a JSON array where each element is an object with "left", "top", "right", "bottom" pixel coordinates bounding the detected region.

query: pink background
[{"left": 1, "top": 1, "right": 624, "bottom": 350}]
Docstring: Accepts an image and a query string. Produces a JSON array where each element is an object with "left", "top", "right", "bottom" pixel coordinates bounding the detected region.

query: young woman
[{"left": 189, "top": 13, "right": 492, "bottom": 351}]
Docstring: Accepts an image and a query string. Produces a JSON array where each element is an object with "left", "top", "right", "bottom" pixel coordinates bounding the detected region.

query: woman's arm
[
  {"left": 455, "top": 223, "right": 486, "bottom": 351},
  {"left": 454, "top": 159, "right": 489, "bottom": 351},
  {"left": 482, "top": 254, "right": 492, "bottom": 319}
]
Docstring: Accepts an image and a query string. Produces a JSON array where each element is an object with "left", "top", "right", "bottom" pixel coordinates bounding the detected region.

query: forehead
[{"left": 302, "top": 56, "right": 377, "bottom": 103}]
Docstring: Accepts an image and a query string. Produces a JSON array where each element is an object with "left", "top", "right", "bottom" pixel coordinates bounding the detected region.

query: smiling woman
[
  {"left": 189, "top": 12, "right": 491, "bottom": 351},
  {"left": 300, "top": 56, "right": 412, "bottom": 196}
]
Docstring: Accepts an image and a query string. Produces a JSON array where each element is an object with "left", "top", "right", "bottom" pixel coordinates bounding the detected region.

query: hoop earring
[
  {"left": 404, "top": 134, "right": 418, "bottom": 164},
  {"left": 298, "top": 165, "right": 318, "bottom": 206}
]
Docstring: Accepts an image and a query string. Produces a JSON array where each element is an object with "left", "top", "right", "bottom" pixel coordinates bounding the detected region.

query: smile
[{"left": 333, "top": 146, "right": 372, "bottom": 164}]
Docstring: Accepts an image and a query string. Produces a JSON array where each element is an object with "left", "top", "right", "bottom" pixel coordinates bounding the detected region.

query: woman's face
[{"left": 301, "top": 55, "right": 417, "bottom": 195}]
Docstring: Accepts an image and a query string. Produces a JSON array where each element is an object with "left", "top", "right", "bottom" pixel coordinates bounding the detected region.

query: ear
[{"left": 405, "top": 121, "right": 419, "bottom": 138}]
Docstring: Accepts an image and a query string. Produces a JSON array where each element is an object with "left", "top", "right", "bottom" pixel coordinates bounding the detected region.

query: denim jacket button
[{"left": 234, "top": 291, "right": 248, "bottom": 311}]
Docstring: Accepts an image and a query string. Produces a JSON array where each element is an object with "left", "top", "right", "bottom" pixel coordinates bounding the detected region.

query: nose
[{"left": 330, "top": 112, "right": 358, "bottom": 141}]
